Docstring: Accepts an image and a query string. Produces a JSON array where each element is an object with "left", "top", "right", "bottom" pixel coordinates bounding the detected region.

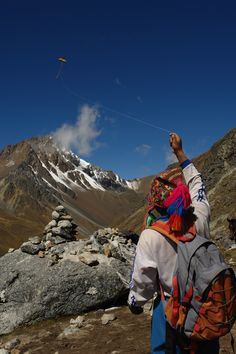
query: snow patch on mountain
[{"left": 126, "top": 180, "right": 140, "bottom": 190}]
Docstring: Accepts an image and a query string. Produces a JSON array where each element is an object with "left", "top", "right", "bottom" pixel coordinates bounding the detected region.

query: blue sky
[{"left": 1, "top": 1, "right": 235, "bottom": 179}]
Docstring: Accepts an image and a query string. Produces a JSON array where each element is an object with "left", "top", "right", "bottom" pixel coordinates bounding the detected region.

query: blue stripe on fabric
[{"left": 180, "top": 159, "right": 191, "bottom": 170}]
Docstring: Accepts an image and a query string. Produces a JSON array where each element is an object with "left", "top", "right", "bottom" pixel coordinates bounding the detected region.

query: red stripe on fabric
[{"left": 172, "top": 276, "right": 179, "bottom": 326}]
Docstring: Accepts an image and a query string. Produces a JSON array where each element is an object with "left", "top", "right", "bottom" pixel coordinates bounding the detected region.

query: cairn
[
  {"left": 43, "top": 205, "right": 77, "bottom": 245},
  {"left": 20, "top": 205, "right": 77, "bottom": 257}
]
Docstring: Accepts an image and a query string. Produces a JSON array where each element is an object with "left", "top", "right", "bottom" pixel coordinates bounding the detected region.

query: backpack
[{"left": 150, "top": 225, "right": 236, "bottom": 341}]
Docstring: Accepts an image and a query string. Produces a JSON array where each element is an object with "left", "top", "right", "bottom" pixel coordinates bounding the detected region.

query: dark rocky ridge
[
  {"left": 118, "top": 128, "right": 236, "bottom": 243},
  {"left": 192, "top": 128, "right": 236, "bottom": 240}
]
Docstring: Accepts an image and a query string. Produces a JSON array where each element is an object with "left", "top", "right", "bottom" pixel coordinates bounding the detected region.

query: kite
[
  {"left": 56, "top": 57, "right": 67, "bottom": 79},
  {"left": 55, "top": 56, "right": 170, "bottom": 133}
]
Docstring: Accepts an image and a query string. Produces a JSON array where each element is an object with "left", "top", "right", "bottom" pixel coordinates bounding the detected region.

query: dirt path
[{"left": 1, "top": 306, "right": 235, "bottom": 354}]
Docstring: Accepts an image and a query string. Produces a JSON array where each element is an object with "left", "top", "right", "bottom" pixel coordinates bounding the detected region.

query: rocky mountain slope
[
  {"left": 119, "top": 128, "right": 236, "bottom": 241},
  {"left": 192, "top": 128, "right": 236, "bottom": 240},
  {"left": 0, "top": 136, "right": 142, "bottom": 254},
  {"left": 0, "top": 128, "right": 235, "bottom": 254}
]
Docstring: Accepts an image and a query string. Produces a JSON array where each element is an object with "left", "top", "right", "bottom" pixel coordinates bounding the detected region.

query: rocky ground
[
  {"left": 0, "top": 306, "right": 235, "bottom": 354},
  {"left": 1, "top": 205, "right": 236, "bottom": 354}
]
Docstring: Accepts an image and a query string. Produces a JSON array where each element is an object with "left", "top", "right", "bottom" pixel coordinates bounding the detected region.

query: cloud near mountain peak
[{"left": 52, "top": 104, "right": 101, "bottom": 156}]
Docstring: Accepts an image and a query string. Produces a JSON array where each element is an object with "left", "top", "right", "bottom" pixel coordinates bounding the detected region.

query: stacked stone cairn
[
  {"left": 19, "top": 205, "right": 138, "bottom": 268},
  {"left": 43, "top": 205, "right": 77, "bottom": 244},
  {"left": 20, "top": 205, "right": 77, "bottom": 260}
]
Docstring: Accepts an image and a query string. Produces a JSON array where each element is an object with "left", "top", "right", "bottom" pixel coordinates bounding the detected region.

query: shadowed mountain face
[
  {"left": 0, "top": 129, "right": 235, "bottom": 254},
  {"left": 118, "top": 128, "right": 236, "bottom": 241},
  {"left": 192, "top": 128, "right": 236, "bottom": 240}
]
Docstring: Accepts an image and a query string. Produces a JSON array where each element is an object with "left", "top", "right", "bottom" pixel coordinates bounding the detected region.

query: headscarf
[{"left": 144, "top": 167, "right": 192, "bottom": 232}]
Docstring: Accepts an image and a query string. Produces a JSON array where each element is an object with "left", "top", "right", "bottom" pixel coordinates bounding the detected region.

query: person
[{"left": 128, "top": 132, "right": 219, "bottom": 354}]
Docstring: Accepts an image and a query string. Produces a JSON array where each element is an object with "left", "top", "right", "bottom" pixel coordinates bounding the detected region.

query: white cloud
[
  {"left": 52, "top": 104, "right": 101, "bottom": 156},
  {"left": 135, "top": 144, "right": 151, "bottom": 156}
]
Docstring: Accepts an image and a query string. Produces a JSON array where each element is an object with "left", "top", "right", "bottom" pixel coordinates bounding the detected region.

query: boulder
[
  {"left": 0, "top": 226, "right": 136, "bottom": 335},
  {"left": 20, "top": 242, "right": 45, "bottom": 255}
]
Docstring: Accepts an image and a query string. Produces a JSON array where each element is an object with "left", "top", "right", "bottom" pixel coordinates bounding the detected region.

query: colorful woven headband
[
  {"left": 145, "top": 167, "right": 192, "bottom": 232},
  {"left": 147, "top": 167, "right": 184, "bottom": 211}
]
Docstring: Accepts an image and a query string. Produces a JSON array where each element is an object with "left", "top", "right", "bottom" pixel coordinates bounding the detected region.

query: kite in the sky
[
  {"left": 56, "top": 57, "right": 67, "bottom": 79},
  {"left": 55, "top": 56, "right": 170, "bottom": 133}
]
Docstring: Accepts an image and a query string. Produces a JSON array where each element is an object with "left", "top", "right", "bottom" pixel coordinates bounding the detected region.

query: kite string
[
  {"left": 58, "top": 74, "right": 171, "bottom": 134},
  {"left": 56, "top": 62, "right": 64, "bottom": 80}
]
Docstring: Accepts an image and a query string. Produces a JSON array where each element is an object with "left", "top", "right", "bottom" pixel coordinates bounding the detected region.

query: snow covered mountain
[
  {"left": 1, "top": 128, "right": 234, "bottom": 255},
  {"left": 0, "top": 136, "right": 143, "bottom": 254}
]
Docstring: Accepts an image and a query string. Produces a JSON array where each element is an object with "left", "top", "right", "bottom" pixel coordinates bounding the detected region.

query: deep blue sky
[{"left": 1, "top": 1, "right": 235, "bottom": 179}]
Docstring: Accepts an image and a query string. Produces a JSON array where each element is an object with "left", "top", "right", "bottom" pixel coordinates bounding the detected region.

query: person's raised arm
[
  {"left": 169, "top": 132, "right": 188, "bottom": 164},
  {"left": 169, "top": 132, "right": 210, "bottom": 238}
]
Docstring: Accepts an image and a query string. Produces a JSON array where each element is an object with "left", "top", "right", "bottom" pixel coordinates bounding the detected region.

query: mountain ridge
[
  {"left": 0, "top": 136, "right": 143, "bottom": 254},
  {"left": 0, "top": 129, "right": 235, "bottom": 254}
]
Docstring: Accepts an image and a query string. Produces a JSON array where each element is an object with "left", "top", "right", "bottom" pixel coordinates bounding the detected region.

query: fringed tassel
[
  {"left": 168, "top": 214, "right": 182, "bottom": 232},
  {"left": 164, "top": 183, "right": 192, "bottom": 232}
]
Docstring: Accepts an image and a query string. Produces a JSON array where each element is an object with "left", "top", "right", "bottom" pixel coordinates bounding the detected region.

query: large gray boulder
[{"left": 0, "top": 227, "right": 137, "bottom": 335}]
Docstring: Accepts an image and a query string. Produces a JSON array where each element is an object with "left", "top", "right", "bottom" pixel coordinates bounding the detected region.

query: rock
[
  {"left": 45, "top": 241, "right": 53, "bottom": 250},
  {"left": 105, "top": 306, "right": 120, "bottom": 312},
  {"left": 101, "top": 313, "right": 117, "bottom": 325},
  {"left": 10, "top": 349, "right": 21, "bottom": 354},
  {"left": 38, "top": 251, "right": 45, "bottom": 258},
  {"left": 0, "top": 349, "right": 9, "bottom": 354},
  {"left": 48, "top": 260, "right": 56, "bottom": 267},
  {"left": 4, "top": 337, "right": 20, "bottom": 350},
  {"left": 70, "top": 250, "right": 77, "bottom": 255},
  {"left": 51, "top": 227, "right": 74, "bottom": 240},
  {"left": 143, "top": 300, "right": 153, "bottom": 314},
  {"left": 50, "top": 247, "right": 65, "bottom": 256},
  {"left": 103, "top": 244, "right": 112, "bottom": 257},
  {"left": 60, "top": 215, "right": 73, "bottom": 221},
  {"left": 55, "top": 205, "right": 65, "bottom": 212},
  {"left": 53, "top": 236, "right": 67, "bottom": 244},
  {"left": 69, "top": 315, "right": 85, "bottom": 327},
  {"left": 52, "top": 211, "right": 60, "bottom": 220},
  {"left": 79, "top": 252, "right": 99, "bottom": 266},
  {"left": 57, "top": 220, "right": 73, "bottom": 229},
  {"left": 57, "top": 326, "right": 80, "bottom": 339},
  {"left": 28, "top": 236, "right": 41, "bottom": 244},
  {"left": 85, "top": 239, "right": 92, "bottom": 245},
  {"left": 20, "top": 242, "right": 45, "bottom": 255},
  {"left": 7, "top": 248, "right": 14, "bottom": 253},
  {"left": 0, "top": 227, "right": 135, "bottom": 335},
  {"left": 46, "top": 233, "right": 53, "bottom": 241},
  {"left": 44, "top": 220, "right": 57, "bottom": 232},
  {"left": 90, "top": 246, "right": 100, "bottom": 253}
]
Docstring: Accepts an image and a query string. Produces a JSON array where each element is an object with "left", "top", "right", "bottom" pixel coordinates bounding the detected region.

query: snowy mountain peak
[{"left": 1, "top": 136, "right": 140, "bottom": 195}]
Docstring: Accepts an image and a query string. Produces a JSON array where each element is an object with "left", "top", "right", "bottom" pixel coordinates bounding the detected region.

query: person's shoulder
[
  {"left": 139, "top": 228, "right": 164, "bottom": 245},
  {"left": 140, "top": 228, "right": 161, "bottom": 237}
]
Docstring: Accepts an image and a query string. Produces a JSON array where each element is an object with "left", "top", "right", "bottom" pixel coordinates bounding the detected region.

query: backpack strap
[
  {"left": 148, "top": 220, "right": 196, "bottom": 245},
  {"left": 149, "top": 224, "right": 180, "bottom": 244}
]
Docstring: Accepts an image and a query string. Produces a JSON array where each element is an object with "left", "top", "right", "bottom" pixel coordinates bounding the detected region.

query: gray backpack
[{"left": 150, "top": 225, "right": 236, "bottom": 341}]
